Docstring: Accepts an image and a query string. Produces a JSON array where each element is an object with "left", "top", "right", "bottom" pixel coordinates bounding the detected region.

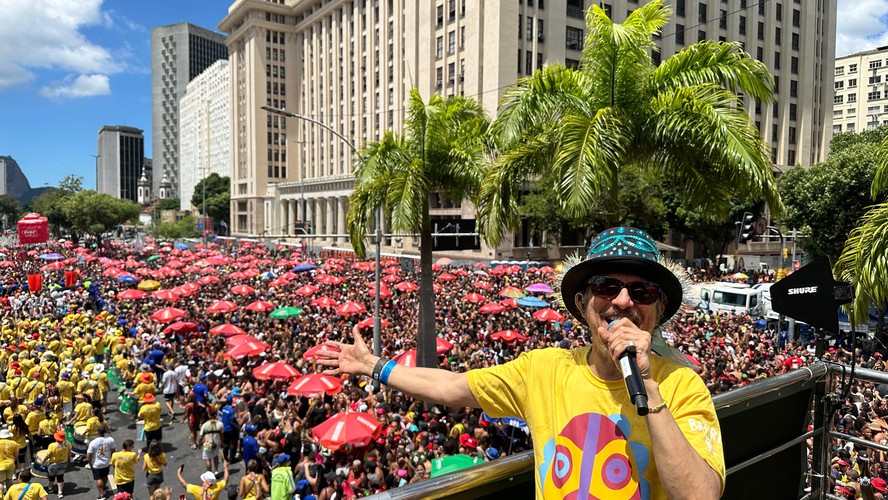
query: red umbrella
[
  {"left": 116, "top": 289, "right": 147, "bottom": 300},
  {"left": 245, "top": 300, "right": 275, "bottom": 312},
  {"left": 490, "top": 330, "right": 528, "bottom": 343},
  {"left": 252, "top": 362, "right": 300, "bottom": 381},
  {"left": 311, "top": 411, "right": 382, "bottom": 451},
  {"left": 210, "top": 323, "right": 247, "bottom": 336},
  {"left": 336, "top": 301, "right": 366, "bottom": 316},
  {"left": 0, "top": 261, "right": 14, "bottom": 267},
  {"left": 367, "top": 285, "right": 392, "bottom": 299},
  {"left": 394, "top": 281, "right": 419, "bottom": 292},
  {"left": 382, "top": 274, "right": 401, "bottom": 283},
  {"left": 538, "top": 266, "right": 555, "bottom": 273},
  {"left": 472, "top": 282, "right": 493, "bottom": 290},
  {"left": 163, "top": 321, "right": 198, "bottom": 334},
  {"left": 287, "top": 373, "right": 344, "bottom": 397},
  {"left": 197, "top": 275, "right": 221, "bottom": 285},
  {"left": 393, "top": 350, "right": 417, "bottom": 367},
  {"left": 231, "top": 285, "right": 256, "bottom": 295},
  {"left": 303, "top": 344, "right": 340, "bottom": 360},
  {"left": 479, "top": 303, "right": 506, "bottom": 314},
  {"left": 533, "top": 308, "right": 565, "bottom": 322},
  {"left": 226, "top": 334, "right": 262, "bottom": 347},
  {"left": 499, "top": 286, "right": 525, "bottom": 298},
  {"left": 151, "top": 307, "right": 186, "bottom": 323},
  {"left": 269, "top": 277, "right": 291, "bottom": 287},
  {"left": 207, "top": 300, "right": 238, "bottom": 314},
  {"left": 356, "top": 317, "right": 392, "bottom": 329},
  {"left": 500, "top": 298, "right": 518, "bottom": 308},
  {"left": 225, "top": 340, "right": 269, "bottom": 360},
  {"left": 295, "top": 285, "right": 319, "bottom": 297},
  {"left": 310, "top": 296, "right": 340, "bottom": 308},
  {"left": 436, "top": 337, "right": 454, "bottom": 355},
  {"left": 152, "top": 289, "right": 180, "bottom": 302},
  {"left": 462, "top": 293, "right": 486, "bottom": 304},
  {"left": 436, "top": 273, "right": 456, "bottom": 282}
]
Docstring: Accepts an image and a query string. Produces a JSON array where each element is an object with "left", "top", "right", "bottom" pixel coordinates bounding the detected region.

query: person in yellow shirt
[
  {"left": 142, "top": 439, "right": 167, "bottom": 496},
  {"left": 55, "top": 374, "right": 74, "bottom": 416},
  {"left": 3, "top": 397, "right": 26, "bottom": 426},
  {"left": 110, "top": 439, "right": 139, "bottom": 496},
  {"left": 22, "top": 374, "right": 44, "bottom": 405},
  {"left": 45, "top": 431, "right": 70, "bottom": 497},
  {"left": 90, "top": 365, "right": 108, "bottom": 412},
  {"left": 3, "top": 470, "right": 47, "bottom": 500},
  {"left": 177, "top": 461, "right": 229, "bottom": 500},
  {"left": 0, "top": 429, "right": 19, "bottom": 490},
  {"left": 7, "top": 372, "right": 24, "bottom": 402},
  {"left": 70, "top": 395, "right": 93, "bottom": 425},
  {"left": 0, "top": 383, "right": 12, "bottom": 403},
  {"left": 131, "top": 373, "right": 157, "bottom": 403},
  {"left": 138, "top": 394, "right": 163, "bottom": 444}
]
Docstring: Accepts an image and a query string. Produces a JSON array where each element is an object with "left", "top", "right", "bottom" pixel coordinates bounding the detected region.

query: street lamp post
[{"left": 262, "top": 105, "right": 383, "bottom": 357}]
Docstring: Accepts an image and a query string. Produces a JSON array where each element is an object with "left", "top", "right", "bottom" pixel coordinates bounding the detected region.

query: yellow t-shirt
[
  {"left": 466, "top": 346, "right": 726, "bottom": 499},
  {"left": 186, "top": 480, "right": 227, "bottom": 500},
  {"left": 138, "top": 403, "right": 163, "bottom": 432},
  {"left": 4, "top": 482, "right": 48, "bottom": 500},
  {"left": 133, "top": 383, "right": 157, "bottom": 401},
  {"left": 46, "top": 441, "right": 70, "bottom": 464},
  {"left": 24, "top": 410, "right": 43, "bottom": 434},
  {"left": 110, "top": 450, "right": 137, "bottom": 484},
  {"left": 143, "top": 452, "right": 166, "bottom": 475},
  {"left": 56, "top": 381, "right": 74, "bottom": 403},
  {"left": 0, "top": 439, "right": 18, "bottom": 470},
  {"left": 73, "top": 402, "right": 93, "bottom": 423}
]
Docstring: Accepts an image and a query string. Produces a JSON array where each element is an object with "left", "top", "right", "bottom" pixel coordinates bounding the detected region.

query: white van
[{"left": 699, "top": 282, "right": 764, "bottom": 317}]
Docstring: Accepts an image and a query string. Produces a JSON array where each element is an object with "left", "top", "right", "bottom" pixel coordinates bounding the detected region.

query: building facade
[
  {"left": 219, "top": 0, "right": 836, "bottom": 258},
  {"left": 96, "top": 126, "right": 145, "bottom": 203},
  {"left": 151, "top": 22, "right": 228, "bottom": 200},
  {"left": 179, "top": 59, "right": 232, "bottom": 211},
  {"left": 833, "top": 47, "right": 888, "bottom": 134}
]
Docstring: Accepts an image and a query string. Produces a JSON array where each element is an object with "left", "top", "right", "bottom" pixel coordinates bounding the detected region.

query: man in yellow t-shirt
[
  {"left": 56, "top": 374, "right": 75, "bottom": 416},
  {"left": 46, "top": 431, "right": 70, "bottom": 497},
  {"left": 178, "top": 462, "right": 229, "bottom": 500},
  {"left": 71, "top": 395, "right": 94, "bottom": 425},
  {"left": 0, "top": 429, "right": 18, "bottom": 490},
  {"left": 3, "top": 470, "right": 47, "bottom": 500},
  {"left": 138, "top": 394, "right": 163, "bottom": 444},
  {"left": 110, "top": 439, "right": 139, "bottom": 496}
]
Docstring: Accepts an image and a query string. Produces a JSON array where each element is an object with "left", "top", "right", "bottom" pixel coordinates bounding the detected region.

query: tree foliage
[
  {"left": 27, "top": 175, "right": 84, "bottom": 238},
  {"left": 0, "top": 195, "right": 21, "bottom": 229},
  {"left": 156, "top": 215, "right": 199, "bottom": 239},
  {"left": 60, "top": 191, "right": 140, "bottom": 246},
  {"left": 191, "top": 174, "right": 230, "bottom": 227},
  {"left": 478, "top": 0, "right": 781, "bottom": 248},
  {"left": 155, "top": 198, "right": 180, "bottom": 211}
]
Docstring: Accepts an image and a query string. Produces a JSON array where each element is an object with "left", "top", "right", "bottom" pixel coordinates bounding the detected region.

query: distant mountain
[{"left": 0, "top": 156, "right": 51, "bottom": 206}]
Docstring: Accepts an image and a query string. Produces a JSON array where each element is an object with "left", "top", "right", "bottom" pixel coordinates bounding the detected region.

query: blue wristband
[{"left": 379, "top": 360, "right": 397, "bottom": 385}]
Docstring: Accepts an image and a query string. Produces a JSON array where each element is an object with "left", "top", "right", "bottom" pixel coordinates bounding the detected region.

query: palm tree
[
  {"left": 348, "top": 89, "right": 490, "bottom": 368},
  {"left": 478, "top": 0, "right": 782, "bottom": 247}
]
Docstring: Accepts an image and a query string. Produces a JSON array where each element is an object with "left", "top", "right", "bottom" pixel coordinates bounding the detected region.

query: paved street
[{"left": 40, "top": 392, "right": 241, "bottom": 500}]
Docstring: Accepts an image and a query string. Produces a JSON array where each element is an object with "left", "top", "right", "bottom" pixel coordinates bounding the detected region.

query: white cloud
[
  {"left": 0, "top": 0, "right": 127, "bottom": 97},
  {"left": 836, "top": 0, "right": 888, "bottom": 56},
  {"left": 38, "top": 74, "right": 110, "bottom": 100}
]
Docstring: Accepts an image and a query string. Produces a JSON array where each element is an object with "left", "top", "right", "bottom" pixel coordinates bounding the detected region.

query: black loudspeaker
[{"left": 770, "top": 257, "right": 853, "bottom": 331}]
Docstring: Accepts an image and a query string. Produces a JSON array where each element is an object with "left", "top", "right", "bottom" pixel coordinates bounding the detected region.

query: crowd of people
[{"left": 0, "top": 238, "right": 872, "bottom": 499}]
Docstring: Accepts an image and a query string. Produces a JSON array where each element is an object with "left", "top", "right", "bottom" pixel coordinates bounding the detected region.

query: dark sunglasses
[{"left": 585, "top": 276, "right": 661, "bottom": 305}]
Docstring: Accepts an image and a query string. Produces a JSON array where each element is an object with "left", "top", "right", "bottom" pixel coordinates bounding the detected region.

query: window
[
  {"left": 518, "top": 15, "right": 522, "bottom": 40},
  {"left": 791, "top": 56, "right": 799, "bottom": 74},
  {"left": 789, "top": 103, "right": 797, "bottom": 120},
  {"left": 792, "top": 9, "right": 800, "bottom": 27},
  {"left": 436, "top": 36, "right": 443, "bottom": 59},
  {"left": 565, "top": 58, "right": 580, "bottom": 69},
  {"left": 834, "top": 124, "right": 842, "bottom": 134},
  {"left": 775, "top": 27, "right": 781, "bottom": 45},
  {"left": 792, "top": 32, "right": 799, "bottom": 50},
  {"left": 448, "top": 62, "right": 455, "bottom": 86},
  {"left": 870, "top": 60, "right": 884, "bottom": 70},
  {"left": 848, "top": 79, "right": 857, "bottom": 88},
  {"left": 676, "top": 24, "right": 685, "bottom": 45},
  {"left": 448, "top": 0, "right": 456, "bottom": 21},
  {"left": 436, "top": 5, "right": 444, "bottom": 27},
  {"left": 788, "top": 150, "right": 796, "bottom": 166},
  {"left": 460, "top": 27, "right": 465, "bottom": 49},
  {"left": 698, "top": 3, "right": 707, "bottom": 23},
  {"left": 448, "top": 30, "right": 455, "bottom": 54},
  {"left": 848, "top": 93, "right": 857, "bottom": 103},
  {"left": 739, "top": 16, "right": 746, "bottom": 35},
  {"left": 526, "top": 50, "right": 533, "bottom": 74},
  {"left": 774, "top": 52, "right": 781, "bottom": 70},
  {"left": 758, "top": 2, "right": 765, "bottom": 15},
  {"left": 756, "top": 46, "right": 763, "bottom": 61},
  {"left": 566, "top": 27, "right": 584, "bottom": 51},
  {"left": 676, "top": 0, "right": 685, "bottom": 17},
  {"left": 774, "top": 75, "right": 780, "bottom": 93},
  {"left": 719, "top": 10, "right": 727, "bottom": 29},
  {"left": 789, "top": 127, "right": 796, "bottom": 145},
  {"left": 790, "top": 80, "right": 797, "bottom": 97},
  {"left": 834, "top": 95, "right": 844, "bottom": 104},
  {"left": 836, "top": 66, "right": 845, "bottom": 76},
  {"left": 869, "top": 91, "right": 882, "bottom": 100},
  {"left": 698, "top": 30, "right": 706, "bottom": 42},
  {"left": 848, "top": 123, "right": 856, "bottom": 132},
  {"left": 517, "top": 50, "right": 522, "bottom": 74},
  {"left": 776, "top": 4, "right": 782, "bottom": 21},
  {"left": 871, "top": 75, "right": 882, "bottom": 85},
  {"left": 538, "top": 19, "right": 545, "bottom": 42},
  {"left": 537, "top": 52, "right": 543, "bottom": 71},
  {"left": 835, "top": 81, "right": 844, "bottom": 90},
  {"left": 757, "top": 22, "right": 764, "bottom": 41},
  {"left": 850, "top": 63, "right": 858, "bottom": 73},
  {"left": 771, "top": 124, "right": 778, "bottom": 141},
  {"left": 834, "top": 109, "right": 843, "bottom": 117},
  {"left": 527, "top": 16, "right": 533, "bottom": 40},
  {"left": 437, "top": 66, "right": 444, "bottom": 87}
]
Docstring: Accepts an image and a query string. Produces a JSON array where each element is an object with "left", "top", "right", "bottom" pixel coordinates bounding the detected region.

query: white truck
[{"left": 698, "top": 282, "right": 764, "bottom": 317}]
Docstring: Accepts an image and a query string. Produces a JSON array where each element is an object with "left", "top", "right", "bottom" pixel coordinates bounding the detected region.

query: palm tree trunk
[{"left": 417, "top": 202, "right": 438, "bottom": 368}]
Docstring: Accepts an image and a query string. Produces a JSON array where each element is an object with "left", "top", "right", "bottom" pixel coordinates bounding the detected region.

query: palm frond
[
  {"left": 873, "top": 134, "right": 888, "bottom": 198},
  {"left": 836, "top": 203, "right": 888, "bottom": 323}
]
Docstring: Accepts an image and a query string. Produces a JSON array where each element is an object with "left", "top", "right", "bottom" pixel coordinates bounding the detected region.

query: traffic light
[{"left": 738, "top": 212, "right": 755, "bottom": 243}]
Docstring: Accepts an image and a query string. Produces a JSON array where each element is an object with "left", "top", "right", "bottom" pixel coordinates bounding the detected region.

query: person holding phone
[{"left": 177, "top": 461, "right": 229, "bottom": 500}]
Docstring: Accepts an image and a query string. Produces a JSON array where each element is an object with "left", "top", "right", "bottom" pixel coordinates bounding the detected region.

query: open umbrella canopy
[
  {"left": 231, "top": 285, "right": 256, "bottom": 295},
  {"left": 294, "top": 285, "right": 319, "bottom": 297},
  {"left": 151, "top": 307, "right": 186, "bottom": 323},
  {"left": 393, "top": 350, "right": 417, "bottom": 367},
  {"left": 394, "top": 281, "right": 418, "bottom": 292},
  {"left": 525, "top": 283, "right": 554, "bottom": 294},
  {"left": 462, "top": 293, "right": 486, "bottom": 304},
  {"left": 302, "top": 344, "right": 340, "bottom": 360},
  {"left": 311, "top": 411, "right": 381, "bottom": 451},
  {"left": 436, "top": 273, "right": 456, "bottom": 282},
  {"left": 292, "top": 263, "right": 317, "bottom": 272},
  {"left": 367, "top": 285, "right": 392, "bottom": 298},
  {"left": 499, "top": 286, "right": 525, "bottom": 298},
  {"left": 210, "top": 323, "right": 247, "bottom": 336},
  {"left": 490, "top": 330, "right": 528, "bottom": 343},
  {"left": 152, "top": 289, "right": 180, "bottom": 302},
  {"left": 472, "top": 281, "right": 493, "bottom": 290},
  {"left": 310, "top": 296, "right": 340, "bottom": 308},
  {"left": 116, "top": 289, "right": 146, "bottom": 300},
  {"left": 335, "top": 301, "right": 366, "bottom": 316},
  {"left": 226, "top": 334, "right": 262, "bottom": 347},
  {"left": 430, "top": 454, "right": 484, "bottom": 478},
  {"left": 252, "top": 361, "right": 300, "bottom": 380},
  {"left": 269, "top": 306, "right": 304, "bottom": 319},
  {"left": 197, "top": 275, "right": 221, "bottom": 285},
  {"left": 163, "top": 321, "right": 198, "bottom": 334},
  {"left": 479, "top": 303, "right": 506, "bottom": 314},
  {"left": 517, "top": 296, "right": 549, "bottom": 308},
  {"left": 356, "top": 317, "right": 391, "bottom": 329},
  {"left": 225, "top": 340, "right": 269, "bottom": 360},
  {"left": 436, "top": 337, "right": 454, "bottom": 355},
  {"left": 533, "top": 308, "right": 565, "bottom": 322},
  {"left": 146, "top": 255, "right": 161, "bottom": 263},
  {"left": 137, "top": 280, "right": 161, "bottom": 291},
  {"left": 117, "top": 275, "right": 138, "bottom": 284},
  {"left": 245, "top": 300, "right": 275, "bottom": 312},
  {"left": 207, "top": 300, "right": 238, "bottom": 314},
  {"left": 435, "top": 257, "right": 453, "bottom": 266},
  {"left": 287, "top": 373, "right": 343, "bottom": 397},
  {"left": 39, "top": 253, "right": 64, "bottom": 261}
]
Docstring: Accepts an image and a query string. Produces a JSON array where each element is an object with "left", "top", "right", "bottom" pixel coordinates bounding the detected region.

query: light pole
[
  {"left": 262, "top": 105, "right": 383, "bottom": 357},
  {"left": 202, "top": 100, "right": 209, "bottom": 242}
]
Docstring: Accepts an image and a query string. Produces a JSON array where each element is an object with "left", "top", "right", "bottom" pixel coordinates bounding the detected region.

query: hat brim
[{"left": 560, "top": 256, "right": 682, "bottom": 324}]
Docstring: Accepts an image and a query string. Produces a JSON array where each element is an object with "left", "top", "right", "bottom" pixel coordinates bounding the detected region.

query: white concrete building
[
  {"left": 833, "top": 47, "right": 888, "bottom": 134},
  {"left": 178, "top": 59, "right": 232, "bottom": 211}
]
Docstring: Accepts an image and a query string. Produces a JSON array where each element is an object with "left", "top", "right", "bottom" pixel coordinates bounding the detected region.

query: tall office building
[
  {"left": 96, "top": 126, "right": 145, "bottom": 203},
  {"left": 151, "top": 22, "right": 228, "bottom": 200},
  {"left": 179, "top": 59, "right": 232, "bottom": 212},
  {"left": 219, "top": 0, "right": 836, "bottom": 257},
  {"left": 833, "top": 47, "right": 888, "bottom": 134}
]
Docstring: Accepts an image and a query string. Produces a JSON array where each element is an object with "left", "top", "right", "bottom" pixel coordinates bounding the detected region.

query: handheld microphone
[{"left": 608, "top": 320, "right": 649, "bottom": 416}]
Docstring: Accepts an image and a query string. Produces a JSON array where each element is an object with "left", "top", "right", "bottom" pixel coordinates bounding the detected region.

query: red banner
[
  {"left": 27, "top": 274, "right": 42, "bottom": 293},
  {"left": 64, "top": 270, "right": 78, "bottom": 289}
]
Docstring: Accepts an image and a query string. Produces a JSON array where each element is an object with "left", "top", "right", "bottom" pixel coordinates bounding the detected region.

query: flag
[
  {"left": 64, "top": 270, "right": 78, "bottom": 288},
  {"left": 27, "top": 274, "right": 42, "bottom": 293}
]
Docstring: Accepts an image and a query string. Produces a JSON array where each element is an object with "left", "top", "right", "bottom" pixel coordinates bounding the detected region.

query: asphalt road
[{"left": 37, "top": 393, "right": 241, "bottom": 500}]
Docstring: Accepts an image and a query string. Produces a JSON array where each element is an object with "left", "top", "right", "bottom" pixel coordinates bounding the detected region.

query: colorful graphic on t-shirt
[{"left": 538, "top": 413, "right": 651, "bottom": 500}]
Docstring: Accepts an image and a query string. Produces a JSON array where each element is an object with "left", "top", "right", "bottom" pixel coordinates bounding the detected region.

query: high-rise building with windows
[
  {"left": 96, "top": 126, "right": 145, "bottom": 203},
  {"left": 832, "top": 47, "right": 888, "bottom": 134},
  {"left": 151, "top": 22, "right": 228, "bottom": 200},
  {"left": 219, "top": 0, "right": 835, "bottom": 257}
]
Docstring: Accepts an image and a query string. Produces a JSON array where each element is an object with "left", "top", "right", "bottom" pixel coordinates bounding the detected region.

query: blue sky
[{"left": 0, "top": 0, "right": 882, "bottom": 192}]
